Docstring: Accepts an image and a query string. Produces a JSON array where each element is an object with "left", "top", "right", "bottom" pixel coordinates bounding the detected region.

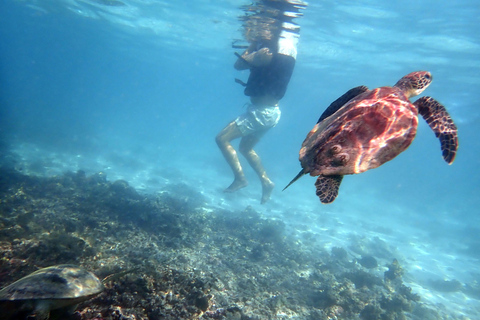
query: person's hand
[{"left": 251, "top": 47, "right": 273, "bottom": 66}]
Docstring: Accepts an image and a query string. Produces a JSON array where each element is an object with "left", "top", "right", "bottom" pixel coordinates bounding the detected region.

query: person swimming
[{"left": 215, "top": 0, "right": 307, "bottom": 204}]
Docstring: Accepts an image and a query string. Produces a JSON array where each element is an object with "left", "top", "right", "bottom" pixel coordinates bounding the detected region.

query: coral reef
[{"left": 0, "top": 166, "right": 448, "bottom": 319}]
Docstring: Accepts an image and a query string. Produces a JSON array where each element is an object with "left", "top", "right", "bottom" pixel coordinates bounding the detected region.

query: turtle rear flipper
[
  {"left": 414, "top": 96, "right": 458, "bottom": 164},
  {"left": 282, "top": 168, "right": 305, "bottom": 191},
  {"left": 317, "top": 86, "right": 369, "bottom": 123},
  {"left": 315, "top": 175, "right": 343, "bottom": 203}
]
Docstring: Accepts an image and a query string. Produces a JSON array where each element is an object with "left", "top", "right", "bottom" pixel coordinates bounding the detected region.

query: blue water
[{"left": 1, "top": 0, "right": 479, "bottom": 317}]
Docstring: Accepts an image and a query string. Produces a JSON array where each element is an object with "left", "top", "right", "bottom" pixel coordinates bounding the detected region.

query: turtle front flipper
[
  {"left": 317, "top": 86, "right": 369, "bottom": 123},
  {"left": 33, "top": 301, "right": 51, "bottom": 320},
  {"left": 315, "top": 175, "right": 343, "bottom": 203},
  {"left": 414, "top": 96, "right": 458, "bottom": 164}
]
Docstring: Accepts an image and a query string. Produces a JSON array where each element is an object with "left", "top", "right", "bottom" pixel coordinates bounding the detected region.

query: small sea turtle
[
  {"left": 0, "top": 265, "right": 104, "bottom": 320},
  {"left": 284, "top": 71, "right": 458, "bottom": 203}
]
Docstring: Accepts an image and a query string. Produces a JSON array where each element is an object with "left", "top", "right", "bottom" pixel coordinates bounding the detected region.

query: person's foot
[
  {"left": 224, "top": 177, "right": 248, "bottom": 193},
  {"left": 261, "top": 179, "right": 275, "bottom": 204}
]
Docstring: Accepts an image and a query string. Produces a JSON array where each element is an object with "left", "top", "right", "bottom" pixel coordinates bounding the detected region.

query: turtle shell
[
  {"left": 0, "top": 265, "right": 104, "bottom": 301},
  {"left": 300, "top": 86, "right": 418, "bottom": 177}
]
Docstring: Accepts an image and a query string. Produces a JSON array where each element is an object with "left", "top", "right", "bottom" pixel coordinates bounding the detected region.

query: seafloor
[{"left": 0, "top": 154, "right": 462, "bottom": 320}]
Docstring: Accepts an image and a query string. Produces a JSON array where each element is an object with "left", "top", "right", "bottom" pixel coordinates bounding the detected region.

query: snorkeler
[{"left": 216, "top": 0, "right": 306, "bottom": 204}]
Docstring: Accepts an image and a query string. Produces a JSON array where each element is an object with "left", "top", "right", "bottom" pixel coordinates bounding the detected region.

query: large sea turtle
[
  {"left": 283, "top": 71, "right": 458, "bottom": 203},
  {"left": 0, "top": 265, "right": 104, "bottom": 320}
]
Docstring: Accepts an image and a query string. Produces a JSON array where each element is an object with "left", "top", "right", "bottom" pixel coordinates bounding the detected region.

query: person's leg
[
  {"left": 239, "top": 133, "right": 275, "bottom": 204},
  {"left": 215, "top": 121, "right": 248, "bottom": 192}
]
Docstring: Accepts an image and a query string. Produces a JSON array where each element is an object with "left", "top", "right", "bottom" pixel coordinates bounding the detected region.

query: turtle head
[{"left": 394, "top": 71, "right": 432, "bottom": 98}]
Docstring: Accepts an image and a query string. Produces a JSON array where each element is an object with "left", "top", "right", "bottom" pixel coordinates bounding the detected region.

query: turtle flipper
[
  {"left": 414, "top": 96, "right": 458, "bottom": 164},
  {"left": 314, "top": 175, "right": 343, "bottom": 203},
  {"left": 282, "top": 168, "right": 306, "bottom": 191},
  {"left": 317, "top": 86, "right": 369, "bottom": 123},
  {"left": 33, "top": 301, "right": 50, "bottom": 320}
]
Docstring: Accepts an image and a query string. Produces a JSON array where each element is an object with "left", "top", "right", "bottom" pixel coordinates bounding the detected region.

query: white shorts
[{"left": 235, "top": 104, "right": 281, "bottom": 136}]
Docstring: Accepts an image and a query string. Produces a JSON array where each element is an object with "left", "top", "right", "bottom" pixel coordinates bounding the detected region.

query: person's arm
[
  {"left": 234, "top": 44, "right": 273, "bottom": 70},
  {"left": 234, "top": 43, "right": 255, "bottom": 70}
]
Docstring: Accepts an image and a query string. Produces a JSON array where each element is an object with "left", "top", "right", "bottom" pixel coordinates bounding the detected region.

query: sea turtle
[
  {"left": 283, "top": 71, "right": 458, "bottom": 203},
  {"left": 0, "top": 265, "right": 104, "bottom": 320}
]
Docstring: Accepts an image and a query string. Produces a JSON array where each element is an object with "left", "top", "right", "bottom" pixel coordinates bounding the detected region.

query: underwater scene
[{"left": 0, "top": 0, "right": 479, "bottom": 319}]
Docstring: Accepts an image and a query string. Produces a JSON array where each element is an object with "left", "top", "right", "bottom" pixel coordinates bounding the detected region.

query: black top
[{"left": 243, "top": 52, "right": 296, "bottom": 101}]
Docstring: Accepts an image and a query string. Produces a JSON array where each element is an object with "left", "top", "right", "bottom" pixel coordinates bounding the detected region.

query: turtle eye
[{"left": 424, "top": 73, "right": 432, "bottom": 80}]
